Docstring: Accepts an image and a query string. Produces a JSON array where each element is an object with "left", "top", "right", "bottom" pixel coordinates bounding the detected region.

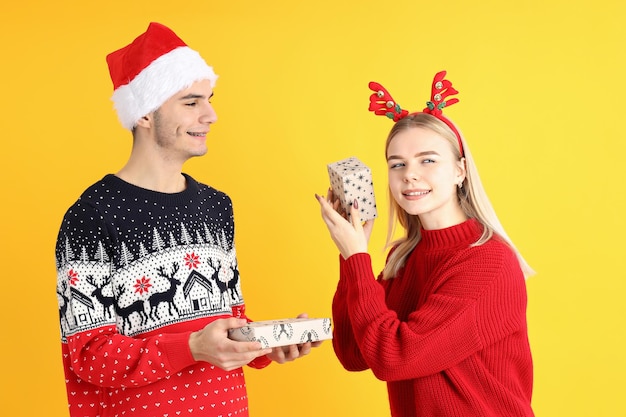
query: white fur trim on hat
[{"left": 111, "top": 46, "right": 218, "bottom": 130}]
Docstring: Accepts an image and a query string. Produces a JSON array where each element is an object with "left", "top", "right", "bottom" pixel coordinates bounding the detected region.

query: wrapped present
[
  {"left": 327, "top": 156, "right": 377, "bottom": 222},
  {"left": 228, "top": 317, "right": 332, "bottom": 348}
]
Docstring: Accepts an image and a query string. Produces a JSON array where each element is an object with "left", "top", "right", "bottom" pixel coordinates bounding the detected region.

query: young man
[{"left": 55, "top": 22, "right": 317, "bottom": 417}]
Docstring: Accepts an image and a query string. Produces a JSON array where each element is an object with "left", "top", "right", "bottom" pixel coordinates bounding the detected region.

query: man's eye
[
  {"left": 422, "top": 159, "right": 435, "bottom": 164},
  {"left": 186, "top": 102, "right": 197, "bottom": 106},
  {"left": 389, "top": 163, "right": 404, "bottom": 169}
]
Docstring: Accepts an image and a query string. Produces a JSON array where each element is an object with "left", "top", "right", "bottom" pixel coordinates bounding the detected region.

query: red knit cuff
[
  {"left": 339, "top": 253, "right": 347, "bottom": 278},
  {"left": 248, "top": 355, "right": 272, "bottom": 369},
  {"left": 160, "top": 331, "right": 197, "bottom": 372},
  {"left": 343, "top": 252, "right": 374, "bottom": 279}
]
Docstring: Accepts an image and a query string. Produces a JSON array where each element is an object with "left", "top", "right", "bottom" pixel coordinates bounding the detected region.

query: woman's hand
[{"left": 315, "top": 189, "right": 374, "bottom": 259}]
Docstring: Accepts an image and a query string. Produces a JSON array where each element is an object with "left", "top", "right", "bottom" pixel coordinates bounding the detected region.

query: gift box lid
[{"left": 228, "top": 317, "right": 332, "bottom": 348}]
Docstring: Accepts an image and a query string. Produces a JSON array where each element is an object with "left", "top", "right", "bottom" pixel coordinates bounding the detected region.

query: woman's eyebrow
[{"left": 387, "top": 151, "right": 439, "bottom": 161}]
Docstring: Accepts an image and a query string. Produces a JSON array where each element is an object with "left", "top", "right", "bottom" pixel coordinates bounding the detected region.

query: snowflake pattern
[
  {"left": 68, "top": 269, "right": 79, "bottom": 286},
  {"left": 133, "top": 276, "right": 152, "bottom": 294},
  {"left": 184, "top": 252, "right": 201, "bottom": 269}
]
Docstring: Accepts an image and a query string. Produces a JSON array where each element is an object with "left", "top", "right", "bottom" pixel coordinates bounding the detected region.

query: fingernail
[{"left": 354, "top": 199, "right": 359, "bottom": 209}]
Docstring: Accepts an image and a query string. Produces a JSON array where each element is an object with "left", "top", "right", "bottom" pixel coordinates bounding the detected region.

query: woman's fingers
[
  {"left": 349, "top": 199, "right": 375, "bottom": 244},
  {"left": 349, "top": 200, "right": 360, "bottom": 226},
  {"left": 316, "top": 193, "right": 343, "bottom": 226}
]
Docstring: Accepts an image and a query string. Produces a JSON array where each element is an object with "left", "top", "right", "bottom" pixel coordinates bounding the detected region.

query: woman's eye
[
  {"left": 422, "top": 158, "right": 435, "bottom": 164},
  {"left": 186, "top": 101, "right": 197, "bottom": 107},
  {"left": 389, "top": 163, "right": 404, "bottom": 169}
]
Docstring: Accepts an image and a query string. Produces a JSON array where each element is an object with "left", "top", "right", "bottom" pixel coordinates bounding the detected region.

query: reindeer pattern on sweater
[
  {"left": 56, "top": 174, "right": 245, "bottom": 339},
  {"left": 54, "top": 174, "right": 264, "bottom": 417}
]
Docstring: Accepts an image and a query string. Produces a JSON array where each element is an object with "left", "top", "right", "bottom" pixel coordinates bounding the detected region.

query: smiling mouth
[{"left": 404, "top": 190, "right": 430, "bottom": 196}]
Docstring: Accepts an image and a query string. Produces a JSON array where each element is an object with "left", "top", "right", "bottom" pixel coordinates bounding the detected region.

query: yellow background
[{"left": 1, "top": 1, "right": 624, "bottom": 416}]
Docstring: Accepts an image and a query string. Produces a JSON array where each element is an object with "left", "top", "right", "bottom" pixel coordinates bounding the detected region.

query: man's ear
[{"left": 135, "top": 113, "right": 152, "bottom": 128}]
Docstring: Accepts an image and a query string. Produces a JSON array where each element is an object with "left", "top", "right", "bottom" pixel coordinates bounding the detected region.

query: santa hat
[{"left": 106, "top": 22, "right": 218, "bottom": 130}]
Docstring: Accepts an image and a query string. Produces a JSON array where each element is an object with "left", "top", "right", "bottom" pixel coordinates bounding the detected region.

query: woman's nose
[{"left": 403, "top": 167, "right": 419, "bottom": 182}]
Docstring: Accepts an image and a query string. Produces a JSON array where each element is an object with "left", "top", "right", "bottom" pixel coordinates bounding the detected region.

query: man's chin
[{"left": 189, "top": 148, "right": 209, "bottom": 158}]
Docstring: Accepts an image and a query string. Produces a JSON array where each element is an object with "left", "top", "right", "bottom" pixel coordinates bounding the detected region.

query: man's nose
[{"left": 200, "top": 102, "right": 217, "bottom": 124}]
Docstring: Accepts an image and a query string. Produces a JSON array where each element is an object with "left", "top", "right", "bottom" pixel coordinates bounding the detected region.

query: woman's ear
[{"left": 455, "top": 157, "right": 467, "bottom": 185}]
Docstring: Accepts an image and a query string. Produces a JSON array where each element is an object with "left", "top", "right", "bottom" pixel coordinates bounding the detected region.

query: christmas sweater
[
  {"left": 55, "top": 174, "right": 270, "bottom": 417},
  {"left": 332, "top": 219, "right": 534, "bottom": 417}
]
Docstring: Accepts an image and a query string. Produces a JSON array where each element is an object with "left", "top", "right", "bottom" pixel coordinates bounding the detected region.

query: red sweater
[{"left": 332, "top": 219, "right": 534, "bottom": 417}]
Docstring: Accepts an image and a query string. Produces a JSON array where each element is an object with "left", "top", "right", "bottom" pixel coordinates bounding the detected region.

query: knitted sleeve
[
  {"left": 66, "top": 325, "right": 197, "bottom": 388},
  {"left": 331, "top": 255, "right": 369, "bottom": 371},
  {"left": 66, "top": 311, "right": 269, "bottom": 388},
  {"left": 66, "top": 315, "right": 270, "bottom": 387},
  {"left": 341, "top": 244, "right": 526, "bottom": 382}
]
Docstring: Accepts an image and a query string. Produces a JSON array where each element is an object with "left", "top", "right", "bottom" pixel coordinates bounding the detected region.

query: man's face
[{"left": 150, "top": 79, "right": 217, "bottom": 161}]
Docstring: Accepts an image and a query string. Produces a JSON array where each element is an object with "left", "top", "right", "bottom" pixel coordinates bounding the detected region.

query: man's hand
[{"left": 189, "top": 317, "right": 272, "bottom": 371}]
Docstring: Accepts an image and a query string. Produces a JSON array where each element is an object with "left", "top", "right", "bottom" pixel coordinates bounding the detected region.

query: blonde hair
[{"left": 382, "top": 113, "right": 534, "bottom": 280}]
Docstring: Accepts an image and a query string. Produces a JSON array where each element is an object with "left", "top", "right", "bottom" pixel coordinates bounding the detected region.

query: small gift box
[
  {"left": 327, "top": 156, "right": 377, "bottom": 222},
  {"left": 228, "top": 317, "right": 332, "bottom": 348}
]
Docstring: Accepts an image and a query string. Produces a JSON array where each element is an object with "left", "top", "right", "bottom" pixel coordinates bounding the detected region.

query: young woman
[{"left": 316, "top": 71, "right": 535, "bottom": 417}]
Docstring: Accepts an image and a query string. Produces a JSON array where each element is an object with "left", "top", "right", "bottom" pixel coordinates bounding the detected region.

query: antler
[
  {"left": 368, "top": 82, "right": 409, "bottom": 122},
  {"left": 156, "top": 265, "right": 167, "bottom": 278},
  {"left": 85, "top": 275, "right": 96, "bottom": 286},
  {"left": 423, "top": 70, "right": 459, "bottom": 116},
  {"left": 367, "top": 70, "right": 464, "bottom": 156}
]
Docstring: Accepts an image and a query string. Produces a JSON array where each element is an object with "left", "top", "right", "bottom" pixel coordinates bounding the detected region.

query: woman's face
[{"left": 386, "top": 126, "right": 467, "bottom": 230}]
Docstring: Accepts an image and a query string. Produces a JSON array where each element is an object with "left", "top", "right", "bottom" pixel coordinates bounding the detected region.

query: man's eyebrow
[
  {"left": 387, "top": 151, "right": 439, "bottom": 161},
  {"left": 179, "top": 92, "right": 214, "bottom": 100}
]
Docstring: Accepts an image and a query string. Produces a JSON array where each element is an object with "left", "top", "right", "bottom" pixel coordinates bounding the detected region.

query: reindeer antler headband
[{"left": 368, "top": 70, "right": 463, "bottom": 156}]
